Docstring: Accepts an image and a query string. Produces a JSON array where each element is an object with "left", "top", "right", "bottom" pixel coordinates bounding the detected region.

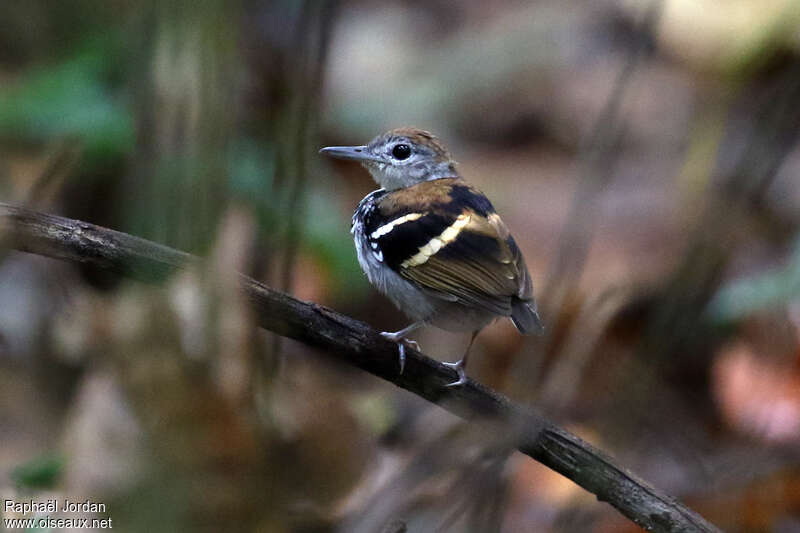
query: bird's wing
[
  {"left": 397, "top": 211, "right": 529, "bottom": 316},
  {"left": 369, "top": 180, "right": 532, "bottom": 317}
]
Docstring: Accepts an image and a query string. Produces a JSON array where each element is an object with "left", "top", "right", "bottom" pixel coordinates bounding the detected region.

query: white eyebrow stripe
[
  {"left": 370, "top": 213, "right": 424, "bottom": 240},
  {"left": 402, "top": 214, "right": 471, "bottom": 268}
]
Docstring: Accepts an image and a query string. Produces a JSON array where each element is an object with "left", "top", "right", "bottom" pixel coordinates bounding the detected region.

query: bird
[{"left": 320, "top": 127, "right": 543, "bottom": 386}]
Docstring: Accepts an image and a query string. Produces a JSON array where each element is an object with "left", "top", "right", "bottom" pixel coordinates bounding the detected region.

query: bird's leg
[
  {"left": 442, "top": 329, "right": 481, "bottom": 387},
  {"left": 381, "top": 322, "right": 425, "bottom": 374}
]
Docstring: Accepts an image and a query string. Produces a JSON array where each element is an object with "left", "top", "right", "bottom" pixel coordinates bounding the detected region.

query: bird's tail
[{"left": 510, "top": 298, "right": 544, "bottom": 335}]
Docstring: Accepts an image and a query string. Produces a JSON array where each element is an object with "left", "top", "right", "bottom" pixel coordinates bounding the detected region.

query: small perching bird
[{"left": 320, "top": 127, "right": 542, "bottom": 386}]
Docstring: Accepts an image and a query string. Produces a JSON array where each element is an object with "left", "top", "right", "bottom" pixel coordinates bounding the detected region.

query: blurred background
[{"left": 1, "top": 0, "right": 800, "bottom": 531}]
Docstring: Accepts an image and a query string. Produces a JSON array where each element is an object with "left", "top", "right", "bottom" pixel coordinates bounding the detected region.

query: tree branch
[{"left": 0, "top": 202, "right": 720, "bottom": 533}]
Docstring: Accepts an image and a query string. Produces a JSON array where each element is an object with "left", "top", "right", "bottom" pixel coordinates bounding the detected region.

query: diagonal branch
[{"left": 0, "top": 202, "right": 720, "bottom": 533}]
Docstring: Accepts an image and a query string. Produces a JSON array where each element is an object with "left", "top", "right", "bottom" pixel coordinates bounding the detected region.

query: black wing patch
[
  {"left": 367, "top": 212, "right": 456, "bottom": 270},
  {"left": 445, "top": 184, "right": 495, "bottom": 217}
]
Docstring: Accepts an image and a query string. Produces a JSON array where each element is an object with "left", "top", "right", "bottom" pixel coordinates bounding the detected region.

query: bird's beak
[{"left": 319, "top": 145, "right": 381, "bottom": 162}]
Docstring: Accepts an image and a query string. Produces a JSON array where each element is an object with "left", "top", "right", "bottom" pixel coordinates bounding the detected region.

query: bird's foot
[
  {"left": 442, "top": 359, "right": 467, "bottom": 387},
  {"left": 380, "top": 331, "right": 420, "bottom": 375}
]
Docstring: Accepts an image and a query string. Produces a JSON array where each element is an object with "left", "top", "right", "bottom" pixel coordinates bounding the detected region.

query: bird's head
[{"left": 320, "top": 127, "right": 458, "bottom": 190}]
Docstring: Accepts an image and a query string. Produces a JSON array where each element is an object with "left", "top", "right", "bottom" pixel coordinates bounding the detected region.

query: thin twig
[
  {"left": 0, "top": 202, "right": 721, "bottom": 533},
  {"left": 544, "top": 0, "right": 662, "bottom": 295}
]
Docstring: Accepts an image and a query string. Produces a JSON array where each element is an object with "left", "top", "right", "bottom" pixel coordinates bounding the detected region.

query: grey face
[{"left": 320, "top": 132, "right": 456, "bottom": 191}]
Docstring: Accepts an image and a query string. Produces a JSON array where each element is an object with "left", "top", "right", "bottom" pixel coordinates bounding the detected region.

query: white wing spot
[
  {"left": 370, "top": 213, "right": 423, "bottom": 240},
  {"left": 402, "top": 214, "right": 470, "bottom": 268}
]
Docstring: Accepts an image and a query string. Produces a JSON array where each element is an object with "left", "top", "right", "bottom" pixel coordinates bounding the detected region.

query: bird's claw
[
  {"left": 442, "top": 359, "right": 467, "bottom": 387},
  {"left": 380, "top": 332, "right": 420, "bottom": 375}
]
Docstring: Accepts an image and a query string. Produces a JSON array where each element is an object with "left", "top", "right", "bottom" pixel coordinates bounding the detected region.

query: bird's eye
[{"left": 392, "top": 144, "right": 411, "bottom": 160}]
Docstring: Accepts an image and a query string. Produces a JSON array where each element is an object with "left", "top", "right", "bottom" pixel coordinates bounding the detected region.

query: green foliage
[
  {"left": 228, "top": 138, "right": 278, "bottom": 229},
  {"left": 710, "top": 234, "right": 800, "bottom": 322},
  {"left": 304, "top": 188, "right": 369, "bottom": 298},
  {"left": 228, "top": 139, "right": 367, "bottom": 296},
  {"left": 0, "top": 33, "right": 134, "bottom": 165},
  {"left": 11, "top": 454, "right": 63, "bottom": 490}
]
